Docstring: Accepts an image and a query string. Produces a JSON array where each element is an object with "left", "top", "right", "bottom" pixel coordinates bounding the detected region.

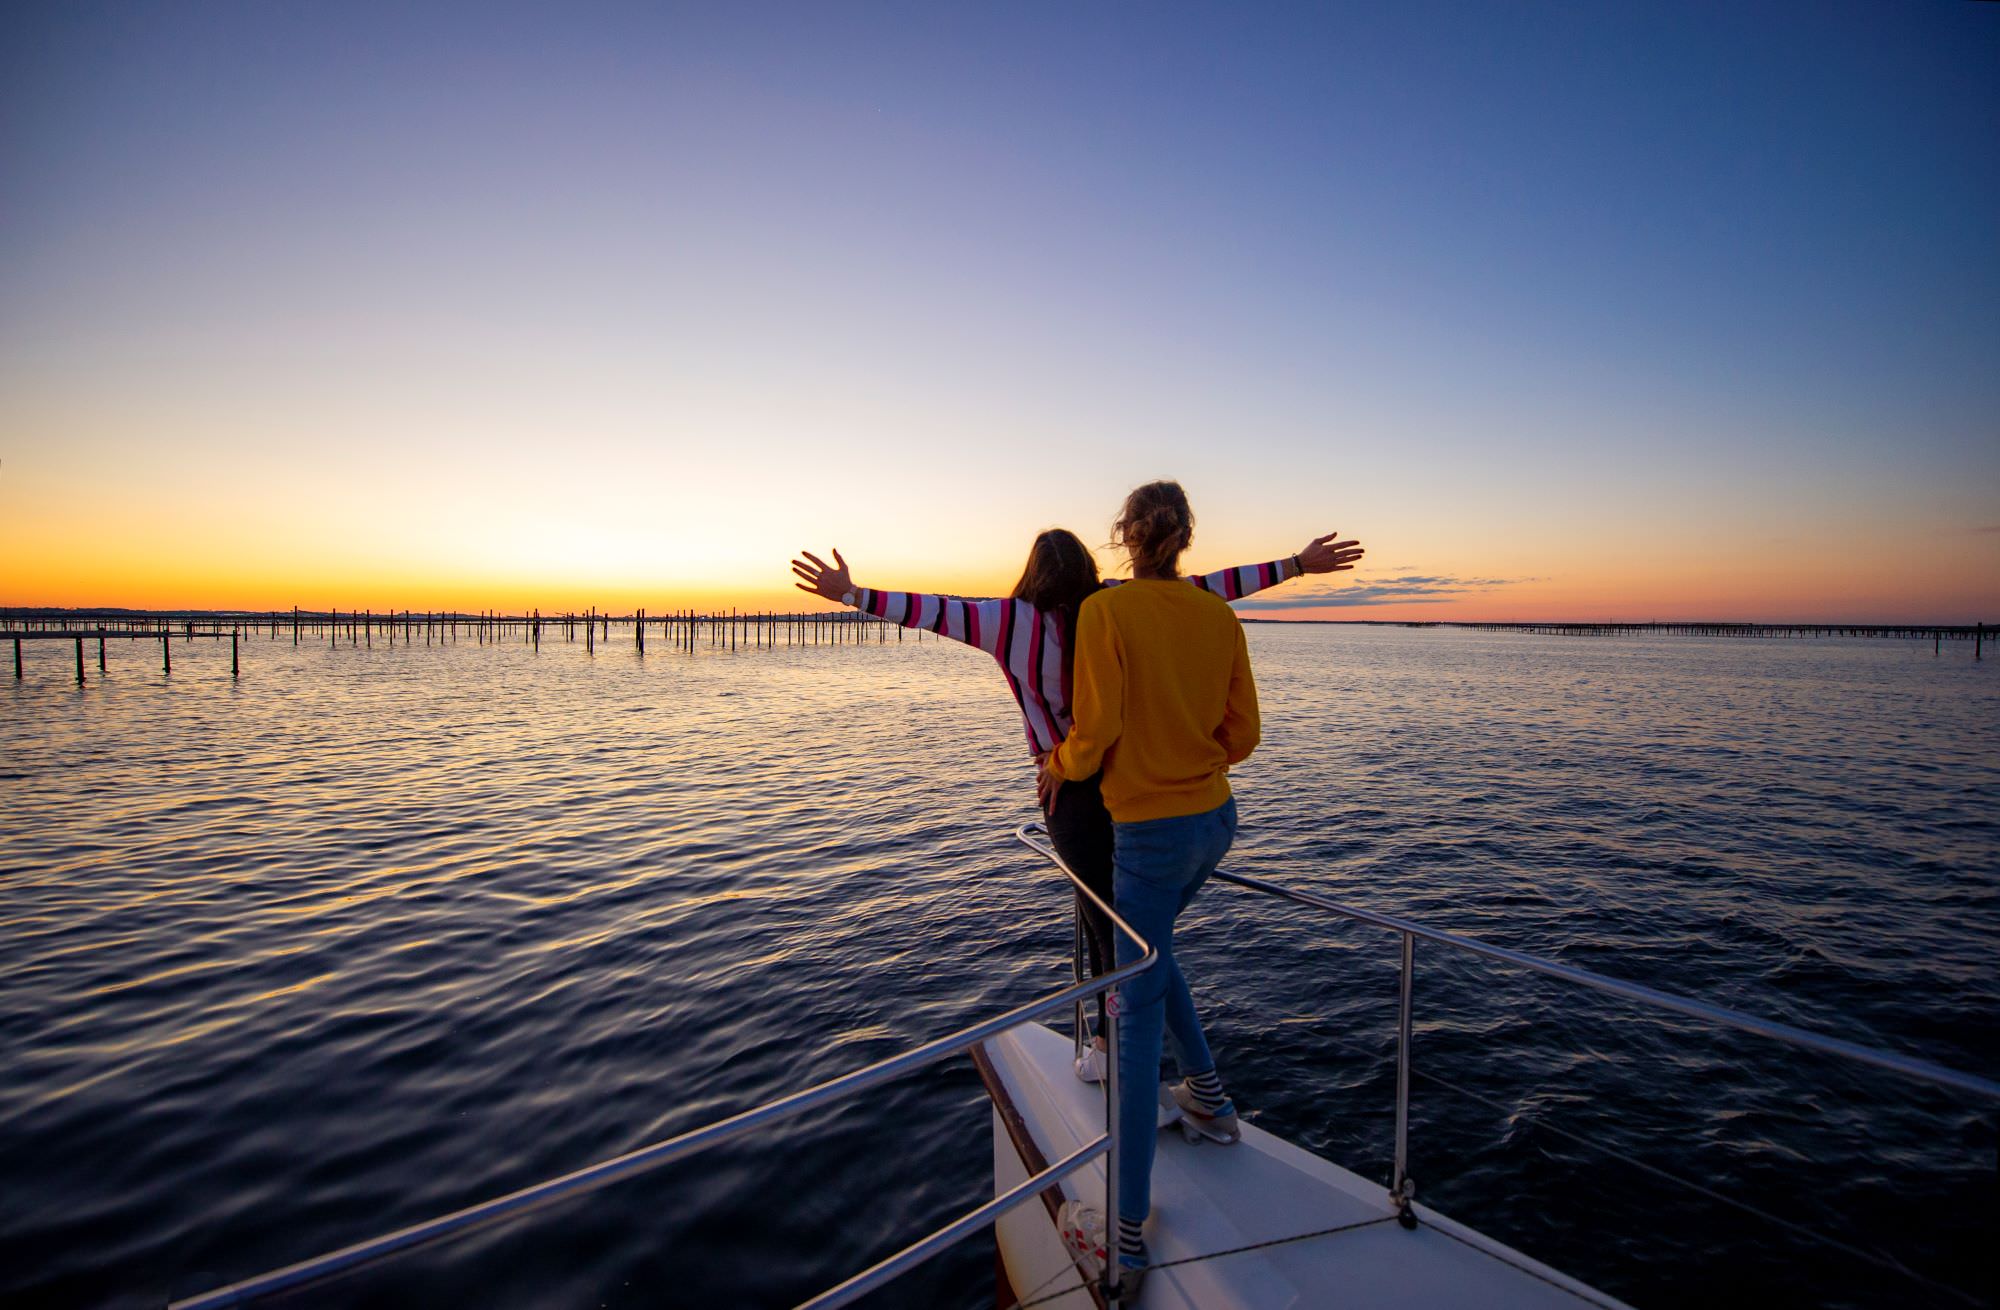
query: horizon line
[{"left": 2, "top": 606, "right": 1991, "bottom": 631}]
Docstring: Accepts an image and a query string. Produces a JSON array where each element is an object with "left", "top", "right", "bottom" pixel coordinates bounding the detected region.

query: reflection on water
[{"left": 2, "top": 626, "right": 1994, "bottom": 1308}]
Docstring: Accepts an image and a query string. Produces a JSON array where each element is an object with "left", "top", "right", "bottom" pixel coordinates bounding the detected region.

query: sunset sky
[{"left": 2, "top": 2, "right": 1995, "bottom": 622}]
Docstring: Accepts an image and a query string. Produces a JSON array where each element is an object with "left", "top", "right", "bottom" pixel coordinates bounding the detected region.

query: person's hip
[{"left": 1112, "top": 798, "right": 1238, "bottom": 887}]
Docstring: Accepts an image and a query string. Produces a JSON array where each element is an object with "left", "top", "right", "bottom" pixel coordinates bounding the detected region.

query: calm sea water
[{"left": 2, "top": 623, "right": 1995, "bottom": 1309}]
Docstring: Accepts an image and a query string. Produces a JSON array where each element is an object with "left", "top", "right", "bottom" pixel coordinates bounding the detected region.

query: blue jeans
[{"left": 1111, "top": 798, "right": 1237, "bottom": 1229}]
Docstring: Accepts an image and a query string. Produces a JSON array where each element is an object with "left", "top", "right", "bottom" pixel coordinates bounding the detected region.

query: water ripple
[{"left": 1, "top": 626, "right": 1994, "bottom": 1308}]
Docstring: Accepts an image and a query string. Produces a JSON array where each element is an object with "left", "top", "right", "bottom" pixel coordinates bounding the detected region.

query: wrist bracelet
[{"left": 1290, "top": 553, "right": 1304, "bottom": 575}]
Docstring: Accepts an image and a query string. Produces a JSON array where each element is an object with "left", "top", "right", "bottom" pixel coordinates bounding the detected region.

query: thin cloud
[{"left": 1232, "top": 573, "right": 1538, "bottom": 611}]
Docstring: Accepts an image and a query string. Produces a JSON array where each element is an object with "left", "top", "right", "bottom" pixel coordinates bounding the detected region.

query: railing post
[
  {"left": 1391, "top": 929, "right": 1417, "bottom": 1228},
  {"left": 1073, "top": 899, "right": 1089, "bottom": 1062},
  {"left": 1103, "top": 981, "right": 1122, "bottom": 1305}
]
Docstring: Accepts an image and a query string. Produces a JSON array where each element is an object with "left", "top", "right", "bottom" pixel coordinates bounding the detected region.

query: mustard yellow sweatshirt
[{"left": 1049, "top": 578, "right": 1260, "bottom": 823}]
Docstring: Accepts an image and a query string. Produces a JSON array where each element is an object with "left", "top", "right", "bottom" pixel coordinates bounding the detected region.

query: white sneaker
[
  {"left": 1170, "top": 1082, "right": 1241, "bottom": 1144},
  {"left": 1074, "top": 1043, "right": 1107, "bottom": 1084},
  {"left": 1059, "top": 1200, "right": 1149, "bottom": 1303},
  {"left": 1057, "top": 1200, "right": 1107, "bottom": 1280}
]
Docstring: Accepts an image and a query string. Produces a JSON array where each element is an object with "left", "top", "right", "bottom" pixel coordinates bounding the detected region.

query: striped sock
[
  {"left": 1118, "top": 1216, "right": 1147, "bottom": 1266},
  {"left": 1184, "top": 1069, "right": 1228, "bottom": 1113}
]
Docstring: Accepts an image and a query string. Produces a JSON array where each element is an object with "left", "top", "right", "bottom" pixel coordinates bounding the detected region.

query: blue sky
[{"left": 3, "top": 2, "right": 1995, "bottom": 617}]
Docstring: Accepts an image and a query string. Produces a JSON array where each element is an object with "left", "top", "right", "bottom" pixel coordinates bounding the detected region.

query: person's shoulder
[
  {"left": 1181, "top": 585, "right": 1246, "bottom": 638},
  {"left": 1082, "top": 581, "right": 1153, "bottom": 632}
]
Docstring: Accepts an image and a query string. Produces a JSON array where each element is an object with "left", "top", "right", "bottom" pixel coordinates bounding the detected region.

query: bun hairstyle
[{"left": 1111, "top": 480, "right": 1195, "bottom": 579}]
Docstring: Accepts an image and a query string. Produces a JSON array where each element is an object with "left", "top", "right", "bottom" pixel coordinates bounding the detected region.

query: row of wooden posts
[
  {"left": 6, "top": 611, "right": 1988, "bottom": 685},
  {"left": 3, "top": 607, "right": 934, "bottom": 684},
  {"left": 3, "top": 629, "right": 240, "bottom": 686},
  {"left": 1455, "top": 620, "right": 1986, "bottom": 657}
]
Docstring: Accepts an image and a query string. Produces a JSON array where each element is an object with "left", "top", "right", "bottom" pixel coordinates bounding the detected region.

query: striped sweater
[{"left": 853, "top": 558, "right": 1296, "bottom": 756}]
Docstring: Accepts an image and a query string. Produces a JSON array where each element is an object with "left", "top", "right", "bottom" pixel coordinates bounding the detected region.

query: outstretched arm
[
  {"left": 790, "top": 548, "right": 1007, "bottom": 655},
  {"left": 1185, "top": 530, "right": 1365, "bottom": 601}
]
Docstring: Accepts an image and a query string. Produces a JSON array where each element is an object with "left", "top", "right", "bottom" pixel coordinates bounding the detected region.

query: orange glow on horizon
[
  {"left": 7, "top": 532, "right": 1994, "bottom": 625},
  {"left": 4, "top": 415, "right": 1993, "bottom": 623}
]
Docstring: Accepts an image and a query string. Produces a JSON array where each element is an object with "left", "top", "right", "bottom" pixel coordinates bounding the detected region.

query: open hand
[
  {"left": 791, "top": 548, "right": 856, "bottom": 603},
  {"left": 1297, "top": 531, "right": 1364, "bottom": 574}
]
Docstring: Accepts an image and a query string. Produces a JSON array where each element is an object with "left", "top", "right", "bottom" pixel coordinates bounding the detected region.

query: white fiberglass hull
[{"left": 976, "top": 1020, "right": 1631, "bottom": 1310}]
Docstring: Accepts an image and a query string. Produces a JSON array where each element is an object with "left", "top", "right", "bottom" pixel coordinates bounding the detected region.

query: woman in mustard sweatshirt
[{"left": 1041, "top": 479, "right": 1260, "bottom": 1297}]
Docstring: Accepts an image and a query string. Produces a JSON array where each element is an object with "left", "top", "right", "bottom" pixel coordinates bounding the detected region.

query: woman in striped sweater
[{"left": 789, "top": 522, "right": 1361, "bottom": 1079}]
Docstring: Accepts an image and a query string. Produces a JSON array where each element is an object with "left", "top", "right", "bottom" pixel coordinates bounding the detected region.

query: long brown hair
[
  {"left": 1111, "top": 480, "right": 1194, "bottom": 579},
  {"left": 1011, "top": 528, "right": 1101, "bottom": 698}
]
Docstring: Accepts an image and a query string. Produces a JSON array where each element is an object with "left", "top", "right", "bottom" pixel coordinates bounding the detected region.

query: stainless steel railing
[
  {"left": 1015, "top": 822, "right": 2000, "bottom": 1236},
  {"left": 171, "top": 840, "right": 1158, "bottom": 1310}
]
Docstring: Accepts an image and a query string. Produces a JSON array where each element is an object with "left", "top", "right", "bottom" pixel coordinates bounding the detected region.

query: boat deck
[{"left": 980, "top": 1021, "right": 1630, "bottom": 1310}]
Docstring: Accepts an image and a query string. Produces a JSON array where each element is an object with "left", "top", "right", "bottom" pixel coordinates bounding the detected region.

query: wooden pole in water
[
  {"left": 98, "top": 636, "right": 106, "bottom": 671},
  {"left": 13, "top": 638, "right": 20, "bottom": 680},
  {"left": 232, "top": 628, "right": 240, "bottom": 677},
  {"left": 75, "top": 637, "right": 85, "bottom": 686},
  {"left": 162, "top": 633, "right": 171, "bottom": 675}
]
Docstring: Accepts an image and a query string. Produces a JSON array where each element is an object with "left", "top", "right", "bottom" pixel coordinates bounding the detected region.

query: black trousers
[{"left": 1045, "top": 773, "right": 1117, "bottom": 1031}]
